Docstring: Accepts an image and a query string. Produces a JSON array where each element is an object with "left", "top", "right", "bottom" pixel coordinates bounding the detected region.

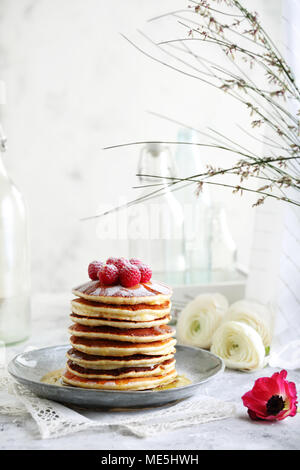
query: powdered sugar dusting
[{"left": 72, "top": 280, "right": 172, "bottom": 299}]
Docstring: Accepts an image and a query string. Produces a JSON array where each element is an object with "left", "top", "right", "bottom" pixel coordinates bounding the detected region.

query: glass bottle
[
  {"left": 210, "top": 204, "right": 237, "bottom": 274},
  {"left": 128, "top": 143, "right": 185, "bottom": 284},
  {"left": 0, "top": 124, "right": 30, "bottom": 344},
  {"left": 174, "top": 128, "right": 212, "bottom": 283}
]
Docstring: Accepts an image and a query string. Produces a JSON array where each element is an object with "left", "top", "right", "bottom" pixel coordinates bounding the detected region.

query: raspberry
[
  {"left": 107, "top": 257, "right": 129, "bottom": 270},
  {"left": 129, "top": 258, "right": 143, "bottom": 266},
  {"left": 98, "top": 264, "right": 119, "bottom": 285},
  {"left": 88, "top": 260, "right": 104, "bottom": 280},
  {"left": 119, "top": 263, "right": 141, "bottom": 287},
  {"left": 138, "top": 263, "right": 152, "bottom": 283},
  {"left": 106, "top": 257, "right": 119, "bottom": 266}
]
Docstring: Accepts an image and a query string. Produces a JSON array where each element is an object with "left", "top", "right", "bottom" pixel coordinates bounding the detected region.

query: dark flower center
[{"left": 266, "top": 395, "right": 285, "bottom": 415}]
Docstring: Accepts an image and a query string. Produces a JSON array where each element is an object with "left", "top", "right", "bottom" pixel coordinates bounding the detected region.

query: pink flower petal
[
  {"left": 251, "top": 378, "right": 274, "bottom": 402},
  {"left": 242, "top": 391, "right": 267, "bottom": 415}
]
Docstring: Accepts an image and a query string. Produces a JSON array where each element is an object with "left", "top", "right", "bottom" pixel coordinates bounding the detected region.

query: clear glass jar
[
  {"left": 210, "top": 205, "right": 237, "bottom": 273},
  {"left": 174, "top": 128, "right": 212, "bottom": 283},
  {"left": 128, "top": 143, "right": 185, "bottom": 284},
  {"left": 0, "top": 128, "right": 30, "bottom": 344}
]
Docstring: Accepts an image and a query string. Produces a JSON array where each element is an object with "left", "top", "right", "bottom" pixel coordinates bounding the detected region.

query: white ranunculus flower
[
  {"left": 211, "top": 320, "right": 265, "bottom": 371},
  {"left": 176, "top": 293, "right": 228, "bottom": 349},
  {"left": 223, "top": 300, "right": 273, "bottom": 351}
]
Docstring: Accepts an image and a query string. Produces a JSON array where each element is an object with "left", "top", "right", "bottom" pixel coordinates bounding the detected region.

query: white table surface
[{"left": 1, "top": 294, "right": 299, "bottom": 450}]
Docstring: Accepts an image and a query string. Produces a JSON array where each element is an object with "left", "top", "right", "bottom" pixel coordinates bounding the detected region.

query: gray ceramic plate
[{"left": 8, "top": 344, "right": 224, "bottom": 409}]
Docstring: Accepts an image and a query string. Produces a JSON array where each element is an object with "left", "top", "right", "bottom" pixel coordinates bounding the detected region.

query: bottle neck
[{"left": 138, "top": 146, "right": 176, "bottom": 184}]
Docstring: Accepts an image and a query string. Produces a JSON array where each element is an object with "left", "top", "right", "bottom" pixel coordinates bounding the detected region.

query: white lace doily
[{"left": 0, "top": 368, "right": 236, "bottom": 439}]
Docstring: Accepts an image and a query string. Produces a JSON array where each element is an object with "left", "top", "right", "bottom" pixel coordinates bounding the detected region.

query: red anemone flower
[{"left": 242, "top": 370, "right": 298, "bottom": 421}]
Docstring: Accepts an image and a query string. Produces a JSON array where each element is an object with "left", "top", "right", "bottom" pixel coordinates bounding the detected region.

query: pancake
[
  {"left": 71, "top": 298, "right": 171, "bottom": 321},
  {"left": 62, "top": 368, "right": 177, "bottom": 390},
  {"left": 68, "top": 324, "right": 174, "bottom": 343},
  {"left": 66, "top": 358, "right": 175, "bottom": 379},
  {"left": 70, "top": 335, "right": 176, "bottom": 357},
  {"left": 72, "top": 280, "right": 172, "bottom": 305},
  {"left": 63, "top": 271, "right": 177, "bottom": 392},
  {"left": 70, "top": 312, "right": 171, "bottom": 328},
  {"left": 67, "top": 348, "right": 176, "bottom": 369}
]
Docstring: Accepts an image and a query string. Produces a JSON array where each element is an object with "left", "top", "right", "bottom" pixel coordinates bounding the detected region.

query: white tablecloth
[{"left": 1, "top": 294, "right": 299, "bottom": 450}]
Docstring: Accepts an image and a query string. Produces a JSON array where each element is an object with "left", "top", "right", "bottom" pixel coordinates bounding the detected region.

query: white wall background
[{"left": 0, "top": 0, "right": 283, "bottom": 292}]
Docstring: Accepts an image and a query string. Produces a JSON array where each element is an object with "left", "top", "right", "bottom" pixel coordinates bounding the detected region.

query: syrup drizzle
[
  {"left": 67, "top": 358, "right": 174, "bottom": 376},
  {"left": 72, "top": 299, "right": 171, "bottom": 311},
  {"left": 70, "top": 313, "right": 170, "bottom": 323},
  {"left": 41, "top": 369, "right": 191, "bottom": 391},
  {"left": 67, "top": 347, "right": 174, "bottom": 362},
  {"left": 69, "top": 324, "right": 174, "bottom": 337},
  {"left": 70, "top": 335, "right": 176, "bottom": 348}
]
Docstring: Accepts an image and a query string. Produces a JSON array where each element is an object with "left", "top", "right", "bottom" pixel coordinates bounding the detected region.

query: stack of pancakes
[{"left": 62, "top": 279, "right": 177, "bottom": 390}]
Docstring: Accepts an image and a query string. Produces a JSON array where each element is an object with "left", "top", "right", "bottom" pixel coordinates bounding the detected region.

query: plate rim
[{"left": 8, "top": 343, "right": 224, "bottom": 395}]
